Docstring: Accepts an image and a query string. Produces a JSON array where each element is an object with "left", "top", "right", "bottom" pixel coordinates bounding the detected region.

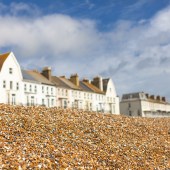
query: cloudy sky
[{"left": 0, "top": 0, "right": 170, "bottom": 100}]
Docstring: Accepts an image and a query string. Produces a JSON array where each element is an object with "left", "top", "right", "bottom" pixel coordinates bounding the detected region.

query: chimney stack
[
  {"left": 156, "top": 96, "right": 160, "bottom": 101},
  {"left": 83, "top": 78, "right": 90, "bottom": 84},
  {"left": 150, "top": 95, "right": 155, "bottom": 100},
  {"left": 70, "top": 74, "right": 79, "bottom": 86},
  {"left": 91, "top": 76, "right": 103, "bottom": 91},
  {"left": 145, "top": 93, "right": 149, "bottom": 98},
  {"left": 41, "top": 67, "right": 52, "bottom": 81},
  {"left": 162, "top": 97, "right": 166, "bottom": 102}
]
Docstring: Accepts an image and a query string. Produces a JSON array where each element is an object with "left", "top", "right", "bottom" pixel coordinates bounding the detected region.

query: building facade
[
  {"left": 0, "top": 52, "right": 120, "bottom": 114},
  {"left": 120, "top": 92, "right": 170, "bottom": 117}
]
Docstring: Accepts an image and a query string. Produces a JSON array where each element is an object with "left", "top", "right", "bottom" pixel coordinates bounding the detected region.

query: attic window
[{"left": 9, "top": 68, "right": 13, "bottom": 74}]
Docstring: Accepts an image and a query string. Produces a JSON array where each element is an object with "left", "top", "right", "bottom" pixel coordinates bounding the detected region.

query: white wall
[
  {"left": 120, "top": 100, "right": 142, "bottom": 116},
  {"left": 120, "top": 97, "right": 170, "bottom": 117},
  {"left": 23, "top": 81, "right": 56, "bottom": 107},
  {"left": 104, "top": 79, "right": 120, "bottom": 114}
]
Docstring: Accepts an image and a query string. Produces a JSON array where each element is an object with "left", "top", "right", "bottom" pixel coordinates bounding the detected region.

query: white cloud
[
  {"left": 0, "top": 3, "right": 170, "bottom": 100},
  {"left": 0, "top": 2, "right": 40, "bottom": 16}
]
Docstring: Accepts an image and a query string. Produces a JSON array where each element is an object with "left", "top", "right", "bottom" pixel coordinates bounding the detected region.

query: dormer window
[{"left": 9, "top": 68, "right": 13, "bottom": 74}]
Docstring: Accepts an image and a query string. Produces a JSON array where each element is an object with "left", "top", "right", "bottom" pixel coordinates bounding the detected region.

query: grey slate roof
[
  {"left": 51, "top": 76, "right": 70, "bottom": 89},
  {"left": 79, "top": 81, "right": 93, "bottom": 92},
  {"left": 22, "top": 70, "right": 54, "bottom": 85},
  {"left": 22, "top": 70, "right": 38, "bottom": 83}
]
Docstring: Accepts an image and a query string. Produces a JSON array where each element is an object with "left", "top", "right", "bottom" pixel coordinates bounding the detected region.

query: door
[{"left": 11, "top": 94, "right": 16, "bottom": 105}]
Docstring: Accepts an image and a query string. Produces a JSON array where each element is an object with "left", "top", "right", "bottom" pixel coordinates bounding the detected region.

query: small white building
[
  {"left": 0, "top": 52, "right": 24, "bottom": 105},
  {"left": 120, "top": 92, "right": 170, "bottom": 117},
  {"left": 0, "top": 52, "right": 120, "bottom": 114}
]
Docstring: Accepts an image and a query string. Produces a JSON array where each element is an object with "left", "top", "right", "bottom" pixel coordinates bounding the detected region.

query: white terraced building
[
  {"left": 120, "top": 92, "right": 170, "bottom": 117},
  {"left": 0, "top": 52, "right": 120, "bottom": 114}
]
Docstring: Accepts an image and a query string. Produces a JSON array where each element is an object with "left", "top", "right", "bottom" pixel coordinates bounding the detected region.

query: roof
[
  {"left": 23, "top": 70, "right": 54, "bottom": 85},
  {"left": 51, "top": 76, "right": 70, "bottom": 89},
  {"left": 53, "top": 76, "right": 105, "bottom": 94},
  {"left": 79, "top": 81, "right": 93, "bottom": 92},
  {"left": 121, "top": 92, "right": 169, "bottom": 104},
  {"left": 59, "top": 77, "right": 82, "bottom": 90},
  {"left": 0, "top": 52, "right": 11, "bottom": 71},
  {"left": 22, "top": 70, "right": 39, "bottom": 83},
  {"left": 81, "top": 81, "right": 104, "bottom": 94},
  {"left": 103, "top": 78, "right": 109, "bottom": 92}
]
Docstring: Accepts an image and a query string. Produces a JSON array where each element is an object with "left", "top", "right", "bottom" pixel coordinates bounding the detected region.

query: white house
[
  {"left": 0, "top": 52, "right": 120, "bottom": 114},
  {"left": 51, "top": 74, "right": 119, "bottom": 114},
  {"left": 102, "top": 78, "right": 120, "bottom": 114},
  {"left": 120, "top": 92, "right": 170, "bottom": 117},
  {"left": 0, "top": 52, "right": 56, "bottom": 107},
  {"left": 0, "top": 52, "right": 24, "bottom": 105},
  {"left": 22, "top": 68, "right": 56, "bottom": 107}
]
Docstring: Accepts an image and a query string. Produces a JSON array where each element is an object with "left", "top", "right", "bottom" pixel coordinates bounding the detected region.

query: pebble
[{"left": 0, "top": 104, "right": 170, "bottom": 169}]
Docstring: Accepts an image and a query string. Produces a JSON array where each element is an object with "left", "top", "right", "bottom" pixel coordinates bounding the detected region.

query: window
[
  {"left": 10, "top": 81, "right": 13, "bottom": 90},
  {"left": 16, "top": 83, "right": 19, "bottom": 90},
  {"left": 11, "top": 94, "right": 16, "bottom": 105},
  {"left": 31, "top": 96, "right": 34, "bottom": 106},
  {"left": 138, "top": 110, "right": 141, "bottom": 116},
  {"left": 9, "top": 68, "right": 13, "bottom": 74},
  {"left": 47, "top": 87, "right": 49, "bottom": 94},
  {"left": 27, "top": 96, "right": 29, "bottom": 106},
  {"left": 64, "top": 100, "right": 67, "bottom": 108},
  {"left": 129, "top": 111, "right": 132, "bottom": 116},
  {"left": 47, "top": 98, "right": 50, "bottom": 107},
  {"left": 58, "top": 88, "right": 60, "bottom": 95},
  {"left": 42, "top": 99, "right": 45, "bottom": 105},
  {"left": 51, "top": 99, "right": 54, "bottom": 106},
  {"left": 30, "top": 85, "right": 32, "bottom": 92},
  {"left": 128, "top": 103, "right": 131, "bottom": 108},
  {"left": 51, "top": 88, "right": 53, "bottom": 95},
  {"left": 3, "top": 81, "right": 6, "bottom": 88},
  {"left": 34, "top": 86, "right": 37, "bottom": 93},
  {"left": 24, "top": 84, "right": 27, "bottom": 91},
  {"left": 42, "top": 86, "right": 44, "bottom": 93}
]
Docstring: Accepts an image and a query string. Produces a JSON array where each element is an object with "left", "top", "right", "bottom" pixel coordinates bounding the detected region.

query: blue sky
[{"left": 0, "top": 0, "right": 170, "bottom": 99}]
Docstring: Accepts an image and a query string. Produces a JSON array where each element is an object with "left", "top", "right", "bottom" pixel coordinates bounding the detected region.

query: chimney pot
[
  {"left": 156, "top": 96, "right": 160, "bottom": 101},
  {"left": 70, "top": 74, "right": 79, "bottom": 86},
  {"left": 91, "top": 76, "right": 103, "bottom": 91},
  {"left": 162, "top": 97, "right": 166, "bottom": 102},
  {"left": 150, "top": 95, "right": 155, "bottom": 100},
  {"left": 41, "top": 66, "right": 52, "bottom": 81},
  {"left": 83, "top": 78, "right": 90, "bottom": 83}
]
